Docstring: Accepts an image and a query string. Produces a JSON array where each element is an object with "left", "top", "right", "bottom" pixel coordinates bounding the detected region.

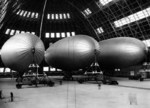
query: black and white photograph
[{"left": 0, "top": 0, "right": 150, "bottom": 108}]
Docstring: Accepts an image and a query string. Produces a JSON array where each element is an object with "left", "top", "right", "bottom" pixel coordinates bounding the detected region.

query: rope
[{"left": 39, "top": 0, "right": 47, "bottom": 38}]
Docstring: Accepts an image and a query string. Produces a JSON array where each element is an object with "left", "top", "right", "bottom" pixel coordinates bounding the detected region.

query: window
[
  {"left": 16, "top": 9, "right": 21, "bottom": 15},
  {"left": 23, "top": 11, "right": 27, "bottom": 17},
  {"left": 27, "top": 12, "right": 31, "bottom": 18},
  {"left": 51, "top": 33, "right": 55, "bottom": 38},
  {"left": 35, "top": 13, "right": 38, "bottom": 18},
  {"left": 56, "top": 32, "right": 60, "bottom": 38},
  {"left": 67, "top": 13, "right": 70, "bottom": 19},
  {"left": 114, "top": 7, "right": 150, "bottom": 28},
  {"left": 143, "top": 10, "right": 149, "bottom": 17},
  {"left": 61, "top": 32, "right": 65, "bottom": 38},
  {"left": 10, "top": 29, "right": 15, "bottom": 35},
  {"left": 57, "top": 69, "right": 62, "bottom": 71},
  {"left": 99, "top": 0, "right": 113, "bottom": 5},
  {"left": 55, "top": 14, "right": 58, "bottom": 19},
  {"left": 31, "top": 32, "right": 35, "bottom": 35},
  {"left": 21, "top": 31, "right": 25, "bottom": 33},
  {"left": 19, "top": 10, "right": 24, "bottom": 16},
  {"left": 96, "top": 27, "right": 104, "bottom": 34},
  {"left": 0, "top": 68, "right": 4, "bottom": 73},
  {"left": 143, "top": 39, "right": 150, "bottom": 47},
  {"left": 146, "top": 7, "right": 150, "bottom": 15},
  {"left": 47, "top": 13, "right": 71, "bottom": 20},
  {"left": 63, "top": 13, "right": 66, "bottom": 19},
  {"left": 5, "top": 68, "right": 11, "bottom": 73},
  {"left": 12, "top": 70, "right": 16, "bottom": 73},
  {"left": 71, "top": 32, "right": 75, "bottom": 36},
  {"left": 83, "top": 8, "right": 92, "bottom": 16},
  {"left": 47, "top": 14, "right": 50, "bottom": 19},
  {"left": 66, "top": 32, "right": 70, "bottom": 37},
  {"left": 51, "top": 14, "right": 54, "bottom": 19},
  {"left": 43, "top": 67, "right": 49, "bottom": 71},
  {"left": 133, "top": 13, "right": 139, "bottom": 21},
  {"left": 5, "top": 28, "right": 10, "bottom": 34},
  {"left": 59, "top": 14, "right": 62, "bottom": 19},
  {"left": 50, "top": 67, "right": 56, "bottom": 71},
  {"left": 15, "top": 30, "right": 20, "bottom": 34},
  {"left": 45, "top": 33, "right": 49, "bottom": 38},
  {"left": 31, "top": 12, "right": 35, "bottom": 18},
  {"left": 137, "top": 11, "right": 146, "bottom": 20}
]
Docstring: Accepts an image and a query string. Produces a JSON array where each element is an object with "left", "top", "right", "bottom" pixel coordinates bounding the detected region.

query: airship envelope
[
  {"left": 1, "top": 33, "right": 45, "bottom": 72},
  {"left": 97, "top": 37, "right": 147, "bottom": 69},
  {"left": 45, "top": 35, "right": 100, "bottom": 71}
]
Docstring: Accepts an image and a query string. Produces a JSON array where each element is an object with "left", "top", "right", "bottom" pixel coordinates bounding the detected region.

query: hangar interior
[
  {"left": 1, "top": 0, "right": 150, "bottom": 108},
  {"left": 1, "top": 0, "right": 150, "bottom": 78}
]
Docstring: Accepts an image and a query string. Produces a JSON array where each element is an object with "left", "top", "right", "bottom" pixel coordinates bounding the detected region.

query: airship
[
  {"left": 97, "top": 37, "right": 147, "bottom": 69},
  {"left": 1, "top": 33, "right": 45, "bottom": 73},
  {"left": 45, "top": 35, "right": 100, "bottom": 71}
]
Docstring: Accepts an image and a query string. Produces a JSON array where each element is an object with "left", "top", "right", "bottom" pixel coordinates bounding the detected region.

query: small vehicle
[{"left": 16, "top": 73, "right": 54, "bottom": 89}]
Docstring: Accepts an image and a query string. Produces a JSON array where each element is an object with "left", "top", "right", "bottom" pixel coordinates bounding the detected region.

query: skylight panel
[
  {"left": 128, "top": 14, "right": 135, "bottom": 23},
  {"left": 137, "top": 11, "right": 145, "bottom": 20},
  {"left": 121, "top": 18, "right": 128, "bottom": 25},
  {"left": 45, "top": 33, "right": 49, "bottom": 38},
  {"left": 143, "top": 39, "right": 150, "bottom": 47},
  {"left": 133, "top": 13, "right": 139, "bottom": 21},
  {"left": 114, "top": 7, "right": 150, "bottom": 28},
  {"left": 114, "top": 20, "right": 121, "bottom": 27},
  {"left": 143, "top": 10, "right": 149, "bottom": 17},
  {"left": 99, "top": 0, "right": 112, "bottom": 6},
  {"left": 146, "top": 7, "right": 150, "bottom": 14},
  {"left": 5, "top": 28, "right": 10, "bottom": 34},
  {"left": 84, "top": 8, "right": 92, "bottom": 16},
  {"left": 86, "top": 8, "right": 92, "bottom": 14}
]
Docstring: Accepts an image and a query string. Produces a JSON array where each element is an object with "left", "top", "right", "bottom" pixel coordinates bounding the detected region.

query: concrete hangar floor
[{"left": 0, "top": 76, "right": 150, "bottom": 108}]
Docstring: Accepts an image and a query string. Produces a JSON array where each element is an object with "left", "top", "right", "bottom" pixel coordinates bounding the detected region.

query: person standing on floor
[{"left": 10, "top": 92, "right": 14, "bottom": 102}]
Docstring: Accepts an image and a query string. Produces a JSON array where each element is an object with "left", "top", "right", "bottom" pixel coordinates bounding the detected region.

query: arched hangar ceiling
[{"left": 0, "top": 0, "right": 150, "bottom": 48}]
